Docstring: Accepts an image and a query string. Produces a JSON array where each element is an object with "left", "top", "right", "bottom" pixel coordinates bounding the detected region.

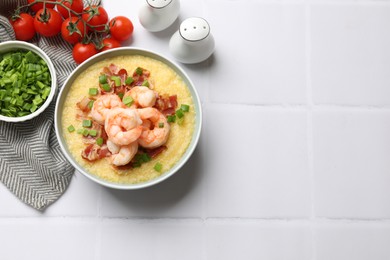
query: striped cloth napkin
[{"left": 0, "top": 0, "right": 84, "bottom": 210}]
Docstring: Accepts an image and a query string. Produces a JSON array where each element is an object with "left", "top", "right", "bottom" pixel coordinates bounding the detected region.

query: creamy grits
[{"left": 61, "top": 55, "right": 195, "bottom": 184}]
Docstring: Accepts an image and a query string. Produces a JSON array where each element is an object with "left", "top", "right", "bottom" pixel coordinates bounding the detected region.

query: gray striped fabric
[{"left": 0, "top": 0, "right": 95, "bottom": 210}]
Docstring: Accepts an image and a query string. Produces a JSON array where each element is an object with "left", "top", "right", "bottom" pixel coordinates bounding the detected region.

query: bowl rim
[
  {"left": 55, "top": 47, "right": 202, "bottom": 190},
  {"left": 0, "top": 40, "right": 57, "bottom": 122}
]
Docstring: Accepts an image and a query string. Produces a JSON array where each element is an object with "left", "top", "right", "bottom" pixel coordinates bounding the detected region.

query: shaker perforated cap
[
  {"left": 147, "top": 0, "right": 173, "bottom": 9},
  {"left": 179, "top": 17, "right": 210, "bottom": 42}
]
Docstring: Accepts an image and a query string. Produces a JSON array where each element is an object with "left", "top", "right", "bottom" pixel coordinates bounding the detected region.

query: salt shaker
[
  {"left": 169, "top": 17, "right": 215, "bottom": 64},
  {"left": 138, "top": 0, "right": 180, "bottom": 32}
]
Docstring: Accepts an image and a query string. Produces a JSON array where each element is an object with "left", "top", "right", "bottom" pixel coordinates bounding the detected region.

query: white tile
[
  {"left": 204, "top": 104, "right": 310, "bottom": 218},
  {"left": 0, "top": 218, "right": 97, "bottom": 260},
  {"left": 99, "top": 220, "right": 203, "bottom": 260},
  {"left": 205, "top": 2, "right": 306, "bottom": 104},
  {"left": 0, "top": 172, "right": 100, "bottom": 217},
  {"left": 313, "top": 110, "right": 390, "bottom": 218},
  {"left": 100, "top": 137, "right": 205, "bottom": 218},
  {"left": 205, "top": 221, "right": 312, "bottom": 260},
  {"left": 316, "top": 223, "right": 390, "bottom": 260},
  {"left": 311, "top": 4, "right": 390, "bottom": 106}
]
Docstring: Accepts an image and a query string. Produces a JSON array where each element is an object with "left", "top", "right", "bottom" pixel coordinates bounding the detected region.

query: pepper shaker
[
  {"left": 138, "top": 0, "right": 180, "bottom": 32},
  {"left": 169, "top": 17, "right": 215, "bottom": 64}
]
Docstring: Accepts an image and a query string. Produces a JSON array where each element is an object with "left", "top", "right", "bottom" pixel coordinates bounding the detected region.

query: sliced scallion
[
  {"left": 96, "top": 137, "right": 103, "bottom": 146},
  {"left": 99, "top": 74, "right": 107, "bottom": 84},
  {"left": 89, "top": 88, "right": 98, "bottom": 96},
  {"left": 154, "top": 162, "right": 162, "bottom": 172},
  {"left": 125, "top": 77, "right": 134, "bottom": 85},
  {"left": 111, "top": 76, "right": 121, "bottom": 87},
  {"left": 67, "top": 125, "right": 75, "bottom": 132},
  {"left": 122, "top": 96, "right": 134, "bottom": 107},
  {"left": 82, "top": 119, "right": 92, "bottom": 128}
]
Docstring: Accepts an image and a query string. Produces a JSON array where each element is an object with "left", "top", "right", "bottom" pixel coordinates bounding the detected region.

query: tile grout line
[{"left": 305, "top": 2, "right": 317, "bottom": 260}]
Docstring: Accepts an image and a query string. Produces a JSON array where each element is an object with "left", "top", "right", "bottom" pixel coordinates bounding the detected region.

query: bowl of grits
[{"left": 54, "top": 47, "right": 201, "bottom": 189}]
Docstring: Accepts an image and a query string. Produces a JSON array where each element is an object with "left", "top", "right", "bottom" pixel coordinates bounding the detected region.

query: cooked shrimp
[
  {"left": 107, "top": 140, "right": 138, "bottom": 166},
  {"left": 105, "top": 107, "right": 143, "bottom": 145},
  {"left": 124, "top": 86, "right": 157, "bottom": 108},
  {"left": 137, "top": 107, "right": 170, "bottom": 148},
  {"left": 91, "top": 94, "right": 123, "bottom": 125}
]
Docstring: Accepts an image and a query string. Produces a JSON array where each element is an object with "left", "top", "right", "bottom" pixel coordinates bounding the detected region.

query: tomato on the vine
[
  {"left": 61, "top": 17, "right": 85, "bottom": 44},
  {"left": 34, "top": 8, "right": 63, "bottom": 37},
  {"left": 56, "top": 0, "right": 84, "bottom": 19},
  {"left": 101, "top": 38, "right": 121, "bottom": 52},
  {"left": 10, "top": 13, "right": 36, "bottom": 41},
  {"left": 72, "top": 42, "right": 97, "bottom": 64},
  {"left": 109, "top": 16, "right": 133, "bottom": 42},
  {"left": 82, "top": 5, "right": 108, "bottom": 31},
  {"left": 28, "top": 0, "right": 55, "bottom": 13}
]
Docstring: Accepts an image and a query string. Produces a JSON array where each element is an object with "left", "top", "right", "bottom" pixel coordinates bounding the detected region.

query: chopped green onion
[
  {"left": 101, "top": 83, "right": 111, "bottom": 92},
  {"left": 117, "top": 92, "right": 124, "bottom": 100},
  {"left": 77, "top": 128, "right": 84, "bottom": 134},
  {"left": 142, "top": 80, "right": 149, "bottom": 87},
  {"left": 67, "top": 125, "right": 75, "bottom": 132},
  {"left": 125, "top": 77, "right": 134, "bottom": 85},
  {"left": 111, "top": 76, "right": 121, "bottom": 87},
  {"left": 158, "top": 122, "right": 164, "bottom": 128},
  {"left": 176, "top": 109, "right": 184, "bottom": 119},
  {"left": 87, "top": 100, "right": 94, "bottom": 109},
  {"left": 122, "top": 96, "right": 134, "bottom": 107},
  {"left": 180, "top": 104, "right": 190, "bottom": 112},
  {"left": 82, "top": 129, "right": 89, "bottom": 136},
  {"left": 89, "top": 129, "right": 98, "bottom": 137},
  {"left": 141, "top": 153, "right": 151, "bottom": 162},
  {"left": 167, "top": 115, "right": 176, "bottom": 123},
  {"left": 89, "top": 88, "right": 98, "bottom": 96},
  {"left": 99, "top": 74, "right": 107, "bottom": 84},
  {"left": 135, "top": 67, "right": 143, "bottom": 75},
  {"left": 96, "top": 137, "right": 103, "bottom": 146},
  {"left": 82, "top": 119, "right": 92, "bottom": 128},
  {"left": 154, "top": 162, "right": 163, "bottom": 172},
  {"left": 132, "top": 161, "right": 141, "bottom": 168}
]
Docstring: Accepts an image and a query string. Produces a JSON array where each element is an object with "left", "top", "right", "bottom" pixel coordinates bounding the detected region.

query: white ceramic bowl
[
  {"left": 54, "top": 47, "right": 202, "bottom": 189},
  {"left": 0, "top": 41, "right": 56, "bottom": 122}
]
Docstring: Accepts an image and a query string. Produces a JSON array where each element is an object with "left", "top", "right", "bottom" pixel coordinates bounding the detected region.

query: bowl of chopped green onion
[{"left": 0, "top": 40, "right": 56, "bottom": 122}]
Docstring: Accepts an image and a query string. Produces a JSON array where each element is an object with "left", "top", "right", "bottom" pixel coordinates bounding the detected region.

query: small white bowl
[{"left": 0, "top": 41, "right": 56, "bottom": 122}]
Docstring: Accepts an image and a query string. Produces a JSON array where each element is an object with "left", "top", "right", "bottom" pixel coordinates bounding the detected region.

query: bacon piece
[
  {"left": 98, "top": 146, "right": 110, "bottom": 159},
  {"left": 81, "top": 144, "right": 111, "bottom": 161},
  {"left": 145, "top": 146, "right": 167, "bottom": 158},
  {"left": 109, "top": 64, "right": 119, "bottom": 74},
  {"left": 154, "top": 94, "right": 178, "bottom": 115},
  {"left": 82, "top": 121, "right": 108, "bottom": 144},
  {"left": 132, "top": 67, "right": 150, "bottom": 86},
  {"left": 118, "top": 68, "right": 128, "bottom": 85},
  {"left": 77, "top": 96, "right": 92, "bottom": 112},
  {"left": 102, "top": 67, "right": 112, "bottom": 76}
]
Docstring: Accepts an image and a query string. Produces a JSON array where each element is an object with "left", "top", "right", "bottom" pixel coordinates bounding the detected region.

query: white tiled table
[{"left": 1, "top": 0, "right": 390, "bottom": 259}]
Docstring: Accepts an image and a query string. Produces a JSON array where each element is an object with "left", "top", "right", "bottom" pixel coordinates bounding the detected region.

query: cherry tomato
[
  {"left": 82, "top": 5, "right": 108, "bottom": 31},
  {"left": 56, "top": 0, "right": 84, "bottom": 19},
  {"left": 101, "top": 38, "right": 121, "bottom": 52},
  {"left": 28, "top": 0, "right": 55, "bottom": 13},
  {"left": 10, "top": 13, "right": 36, "bottom": 41},
  {"left": 34, "top": 8, "right": 63, "bottom": 37},
  {"left": 72, "top": 42, "right": 97, "bottom": 64},
  {"left": 61, "top": 17, "right": 85, "bottom": 44},
  {"left": 109, "top": 16, "right": 133, "bottom": 42}
]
